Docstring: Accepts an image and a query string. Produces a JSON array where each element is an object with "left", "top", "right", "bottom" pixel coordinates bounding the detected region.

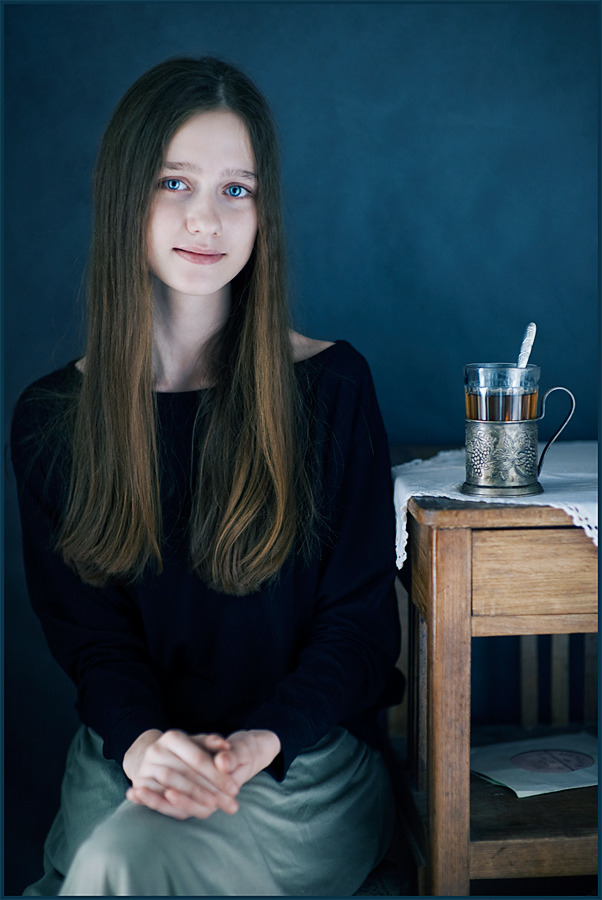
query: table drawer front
[{"left": 472, "top": 528, "right": 598, "bottom": 617}]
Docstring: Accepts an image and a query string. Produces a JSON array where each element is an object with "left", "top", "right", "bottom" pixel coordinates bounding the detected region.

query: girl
[{"left": 11, "top": 56, "right": 403, "bottom": 896}]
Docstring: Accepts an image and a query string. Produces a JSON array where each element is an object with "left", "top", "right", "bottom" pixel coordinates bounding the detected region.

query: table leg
[
  {"left": 408, "top": 603, "right": 427, "bottom": 792},
  {"left": 426, "top": 527, "right": 472, "bottom": 895}
]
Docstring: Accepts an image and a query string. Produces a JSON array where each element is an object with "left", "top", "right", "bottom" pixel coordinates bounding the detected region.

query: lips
[{"left": 174, "top": 247, "right": 225, "bottom": 265}]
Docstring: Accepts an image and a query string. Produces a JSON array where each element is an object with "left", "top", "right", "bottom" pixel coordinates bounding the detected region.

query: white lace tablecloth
[{"left": 392, "top": 441, "right": 598, "bottom": 568}]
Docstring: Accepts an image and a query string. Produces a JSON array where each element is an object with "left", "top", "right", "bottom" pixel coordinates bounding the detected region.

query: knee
[{"left": 61, "top": 805, "right": 172, "bottom": 895}]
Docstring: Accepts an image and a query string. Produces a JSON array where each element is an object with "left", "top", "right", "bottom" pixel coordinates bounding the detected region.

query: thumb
[{"left": 214, "top": 749, "right": 237, "bottom": 773}]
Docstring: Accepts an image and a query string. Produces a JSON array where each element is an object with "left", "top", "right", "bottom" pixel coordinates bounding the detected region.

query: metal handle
[{"left": 537, "top": 387, "right": 576, "bottom": 475}]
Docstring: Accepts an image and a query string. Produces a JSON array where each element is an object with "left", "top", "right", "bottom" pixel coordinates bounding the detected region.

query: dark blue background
[{"left": 3, "top": 2, "right": 599, "bottom": 893}]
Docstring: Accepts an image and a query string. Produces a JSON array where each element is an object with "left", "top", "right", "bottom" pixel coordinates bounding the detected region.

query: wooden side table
[{"left": 399, "top": 496, "right": 598, "bottom": 896}]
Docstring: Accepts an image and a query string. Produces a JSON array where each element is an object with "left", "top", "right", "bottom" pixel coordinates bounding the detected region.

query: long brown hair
[{"left": 58, "top": 57, "right": 313, "bottom": 595}]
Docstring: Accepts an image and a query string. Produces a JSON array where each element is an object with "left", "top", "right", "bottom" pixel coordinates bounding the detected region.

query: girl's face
[{"left": 147, "top": 110, "right": 258, "bottom": 304}]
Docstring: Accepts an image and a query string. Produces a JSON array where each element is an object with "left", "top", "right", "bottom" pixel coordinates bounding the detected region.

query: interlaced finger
[
  {"left": 127, "top": 784, "right": 219, "bottom": 820},
  {"left": 138, "top": 764, "right": 239, "bottom": 814},
  {"left": 152, "top": 731, "right": 239, "bottom": 795},
  {"left": 133, "top": 732, "right": 239, "bottom": 809}
]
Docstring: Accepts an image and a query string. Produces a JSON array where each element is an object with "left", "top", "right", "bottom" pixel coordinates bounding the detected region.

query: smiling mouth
[{"left": 174, "top": 248, "right": 225, "bottom": 265}]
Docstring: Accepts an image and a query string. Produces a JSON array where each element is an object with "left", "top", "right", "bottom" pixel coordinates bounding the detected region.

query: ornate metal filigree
[{"left": 465, "top": 421, "right": 539, "bottom": 488}]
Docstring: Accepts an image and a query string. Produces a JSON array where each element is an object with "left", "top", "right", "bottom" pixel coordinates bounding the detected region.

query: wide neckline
[
  {"left": 72, "top": 341, "right": 344, "bottom": 397},
  {"left": 154, "top": 340, "right": 343, "bottom": 396}
]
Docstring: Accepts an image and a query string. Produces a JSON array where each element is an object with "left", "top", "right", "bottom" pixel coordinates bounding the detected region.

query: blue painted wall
[
  {"left": 5, "top": 1, "right": 598, "bottom": 443},
  {"left": 4, "top": 3, "right": 598, "bottom": 893}
]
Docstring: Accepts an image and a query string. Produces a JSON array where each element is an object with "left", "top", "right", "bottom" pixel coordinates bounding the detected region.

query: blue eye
[
  {"left": 161, "top": 178, "right": 187, "bottom": 191},
  {"left": 225, "top": 185, "right": 250, "bottom": 198}
]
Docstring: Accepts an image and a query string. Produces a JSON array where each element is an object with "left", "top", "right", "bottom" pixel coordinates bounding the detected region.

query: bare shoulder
[{"left": 289, "top": 331, "right": 335, "bottom": 362}]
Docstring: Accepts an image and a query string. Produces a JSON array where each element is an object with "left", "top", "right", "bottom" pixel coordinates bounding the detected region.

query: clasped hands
[{"left": 123, "top": 728, "right": 281, "bottom": 821}]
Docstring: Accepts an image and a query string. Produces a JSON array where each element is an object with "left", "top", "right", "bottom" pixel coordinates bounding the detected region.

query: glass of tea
[{"left": 464, "top": 363, "right": 539, "bottom": 422}]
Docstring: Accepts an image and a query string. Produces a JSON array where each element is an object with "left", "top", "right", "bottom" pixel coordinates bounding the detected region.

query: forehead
[{"left": 164, "top": 109, "right": 255, "bottom": 167}]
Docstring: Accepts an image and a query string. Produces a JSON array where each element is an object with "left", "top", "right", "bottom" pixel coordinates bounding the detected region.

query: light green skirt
[{"left": 24, "top": 725, "right": 396, "bottom": 896}]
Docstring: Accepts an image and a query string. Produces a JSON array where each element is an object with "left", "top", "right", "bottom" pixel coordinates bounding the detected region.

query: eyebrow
[{"left": 163, "top": 162, "right": 257, "bottom": 182}]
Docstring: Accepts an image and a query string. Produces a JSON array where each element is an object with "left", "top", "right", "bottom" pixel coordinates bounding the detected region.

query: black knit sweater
[{"left": 11, "top": 341, "right": 402, "bottom": 780}]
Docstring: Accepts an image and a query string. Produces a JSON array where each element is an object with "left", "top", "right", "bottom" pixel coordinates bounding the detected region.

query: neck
[{"left": 152, "top": 278, "right": 231, "bottom": 391}]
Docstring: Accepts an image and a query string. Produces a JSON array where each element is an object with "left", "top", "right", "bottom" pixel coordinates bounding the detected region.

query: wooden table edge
[{"left": 407, "top": 496, "right": 585, "bottom": 529}]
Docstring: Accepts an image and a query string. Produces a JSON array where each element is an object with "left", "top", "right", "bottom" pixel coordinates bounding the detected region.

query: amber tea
[
  {"left": 464, "top": 363, "right": 540, "bottom": 423},
  {"left": 465, "top": 389, "right": 538, "bottom": 421}
]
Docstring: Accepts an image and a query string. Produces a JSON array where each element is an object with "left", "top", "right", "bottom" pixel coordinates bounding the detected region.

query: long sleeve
[
  {"left": 10, "top": 381, "right": 171, "bottom": 764},
  {"left": 242, "top": 346, "right": 402, "bottom": 776}
]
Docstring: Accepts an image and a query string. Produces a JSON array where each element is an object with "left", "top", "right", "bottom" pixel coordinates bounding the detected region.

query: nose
[{"left": 185, "top": 193, "right": 221, "bottom": 236}]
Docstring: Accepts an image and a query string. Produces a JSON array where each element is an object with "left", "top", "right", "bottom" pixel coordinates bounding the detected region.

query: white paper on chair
[{"left": 470, "top": 732, "right": 598, "bottom": 798}]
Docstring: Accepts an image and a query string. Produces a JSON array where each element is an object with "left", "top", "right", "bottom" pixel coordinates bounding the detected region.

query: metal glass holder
[{"left": 461, "top": 387, "right": 576, "bottom": 498}]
